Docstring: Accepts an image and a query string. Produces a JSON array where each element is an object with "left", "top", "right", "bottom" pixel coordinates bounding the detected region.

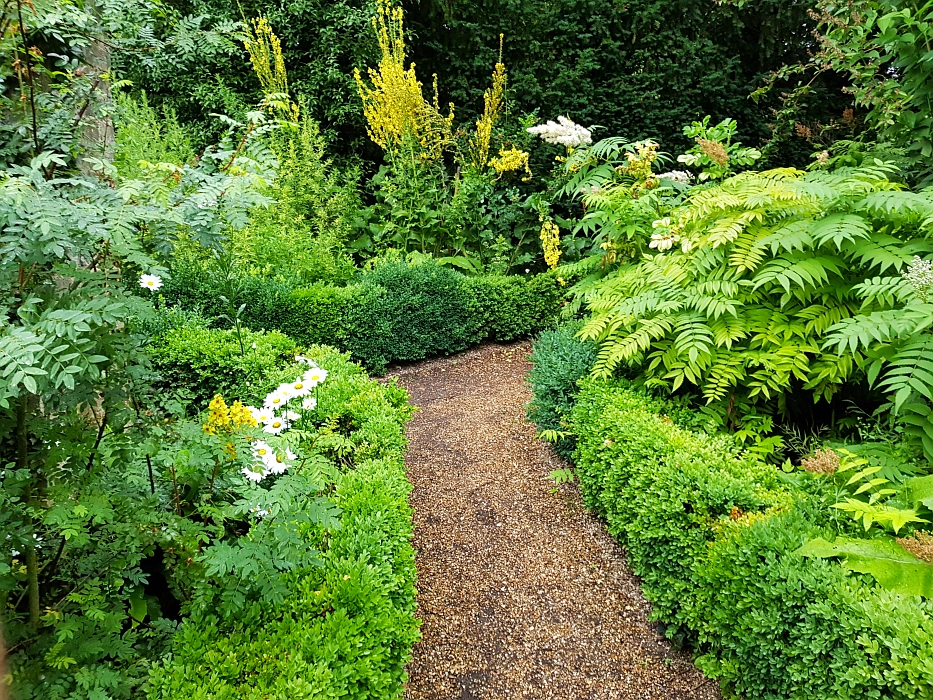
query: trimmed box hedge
[
  {"left": 562, "top": 379, "right": 933, "bottom": 699},
  {"left": 160, "top": 257, "right": 566, "bottom": 373}
]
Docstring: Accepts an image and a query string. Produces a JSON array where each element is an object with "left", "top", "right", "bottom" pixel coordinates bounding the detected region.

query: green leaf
[
  {"left": 128, "top": 589, "right": 148, "bottom": 623},
  {"left": 797, "top": 536, "right": 933, "bottom": 596}
]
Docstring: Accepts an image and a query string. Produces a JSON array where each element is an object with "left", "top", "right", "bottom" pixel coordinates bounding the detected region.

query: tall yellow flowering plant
[
  {"left": 353, "top": 0, "right": 538, "bottom": 268},
  {"left": 243, "top": 18, "right": 299, "bottom": 122},
  {"left": 353, "top": 0, "right": 454, "bottom": 161}
]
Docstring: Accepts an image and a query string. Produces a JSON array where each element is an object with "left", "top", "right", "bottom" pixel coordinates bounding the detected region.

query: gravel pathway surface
[{"left": 387, "top": 342, "right": 721, "bottom": 700}]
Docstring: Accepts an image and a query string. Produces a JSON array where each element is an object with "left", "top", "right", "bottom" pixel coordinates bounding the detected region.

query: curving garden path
[{"left": 387, "top": 342, "right": 720, "bottom": 700}]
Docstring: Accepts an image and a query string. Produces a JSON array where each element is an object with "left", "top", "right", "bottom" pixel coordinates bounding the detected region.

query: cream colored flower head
[
  {"left": 304, "top": 367, "right": 328, "bottom": 385},
  {"left": 139, "top": 274, "right": 163, "bottom": 291}
]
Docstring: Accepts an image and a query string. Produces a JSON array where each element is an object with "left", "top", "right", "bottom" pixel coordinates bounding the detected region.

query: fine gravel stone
[{"left": 386, "top": 341, "right": 722, "bottom": 700}]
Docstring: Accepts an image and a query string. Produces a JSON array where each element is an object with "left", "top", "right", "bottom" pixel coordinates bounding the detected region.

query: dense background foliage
[{"left": 6, "top": 0, "right": 933, "bottom": 696}]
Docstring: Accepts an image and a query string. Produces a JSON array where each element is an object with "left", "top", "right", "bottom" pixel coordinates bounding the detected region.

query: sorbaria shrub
[
  {"left": 564, "top": 379, "right": 933, "bottom": 699},
  {"left": 572, "top": 161, "right": 933, "bottom": 439}
]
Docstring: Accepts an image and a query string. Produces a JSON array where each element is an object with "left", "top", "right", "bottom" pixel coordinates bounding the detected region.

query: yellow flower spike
[
  {"left": 470, "top": 60, "right": 507, "bottom": 169},
  {"left": 540, "top": 220, "right": 562, "bottom": 269},
  {"left": 488, "top": 147, "right": 532, "bottom": 179},
  {"left": 243, "top": 17, "right": 297, "bottom": 120},
  {"left": 353, "top": 0, "right": 453, "bottom": 161}
]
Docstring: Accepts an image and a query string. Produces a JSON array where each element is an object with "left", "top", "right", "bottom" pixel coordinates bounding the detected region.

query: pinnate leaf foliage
[{"left": 578, "top": 164, "right": 933, "bottom": 428}]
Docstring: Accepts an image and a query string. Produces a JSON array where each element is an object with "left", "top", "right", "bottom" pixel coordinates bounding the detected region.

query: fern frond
[
  {"left": 876, "top": 336, "right": 933, "bottom": 411},
  {"left": 852, "top": 276, "right": 915, "bottom": 309},
  {"left": 795, "top": 303, "right": 856, "bottom": 336},
  {"left": 703, "top": 351, "right": 747, "bottom": 402},
  {"left": 752, "top": 254, "right": 842, "bottom": 294},
  {"left": 810, "top": 213, "right": 871, "bottom": 249},
  {"left": 845, "top": 234, "right": 916, "bottom": 274},
  {"left": 823, "top": 306, "right": 933, "bottom": 354}
]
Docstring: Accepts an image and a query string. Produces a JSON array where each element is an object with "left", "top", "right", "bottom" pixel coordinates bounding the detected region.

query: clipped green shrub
[
  {"left": 147, "top": 345, "right": 419, "bottom": 699},
  {"left": 353, "top": 259, "right": 475, "bottom": 368},
  {"left": 160, "top": 257, "right": 567, "bottom": 373},
  {"left": 564, "top": 379, "right": 933, "bottom": 699},
  {"left": 526, "top": 322, "right": 595, "bottom": 458},
  {"left": 465, "top": 272, "right": 567, "bottom": 342},
  {"left": 148, "top": 326, "right": 300, "bottom": 408}
]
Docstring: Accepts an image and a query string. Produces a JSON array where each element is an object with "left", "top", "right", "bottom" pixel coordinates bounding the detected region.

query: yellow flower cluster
[
  {"left": 203, "top": 395, "right": 257, "bottom": 436},
  {"left": 353, "top": 0, "right": 454, "bottom": 161},
  {"left": 623, "top": 141, "right": 659, "bottom": 182},
  {"left": 243, "top": 18, "right": 298, "bottom": 121},
  {"left": 471, "top": 41, "right": 507, "bottom": 168},
  {"left": 539, "top": 219, "right": 561, "bottom": 269},
  {"left": 488, "top": 147, "right": 531, "bottom": 180}
]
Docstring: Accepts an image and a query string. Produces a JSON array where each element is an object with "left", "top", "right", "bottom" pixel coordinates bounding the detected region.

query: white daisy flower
[
  {"left": 252, "top": 440, "right": 274, "bottom": 462},
  {"left": 248, "top": 406, "right": 273, "bottom": 424},
  {"left": 302, "top": 396, "right": 317, "bottom": 411},
  {"left": 264, "top": 390, "right": 287, "bottom": 410},
  {"left": 288, "top": 378, "right": 312, "bottom": 397},
  {"left": 283, "top": 410, "right": 300, "bottom": 423},
  {"left": 241, "top": 465, "right": 266, "bottom": 483},
  {"left": 139, "top": 274, "right": 163, "bottom": 291},
  {"left": 249, "top": 505, "right": 269, "bottom": 518},
  {"left": 263, "top": 416, "right": 287, "bottom": 435},
  {"left": 275, "top": 383, "right": 297, "bottom": 402},
  {"left": 265, "top": 451, "right": 290, "bottom": 475},
  {"left": 304, "top": 367, "right": 328, "bottom": 385}
]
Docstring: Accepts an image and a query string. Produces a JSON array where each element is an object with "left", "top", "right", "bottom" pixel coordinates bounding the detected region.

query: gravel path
[{"left": 387, "top": 342, "right": 721, "bottom": 700}]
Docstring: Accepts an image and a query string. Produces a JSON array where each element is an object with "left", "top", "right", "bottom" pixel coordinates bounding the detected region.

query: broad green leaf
[{"left": 797, "top": 536, "right": 933, "bottom": 596}]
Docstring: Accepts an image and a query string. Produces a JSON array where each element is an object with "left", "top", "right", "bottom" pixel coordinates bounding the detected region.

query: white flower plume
[{"left": 526, "top": 116, "right": 592, "bottom": 148}]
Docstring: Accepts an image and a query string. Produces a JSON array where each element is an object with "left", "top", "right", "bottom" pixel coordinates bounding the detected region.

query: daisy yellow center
[
  {"left": 257, "top": 448, "right": 268, "bottom": 456},
  {"left": 272, "top": 421, "right": 282, "bottom": 428}
]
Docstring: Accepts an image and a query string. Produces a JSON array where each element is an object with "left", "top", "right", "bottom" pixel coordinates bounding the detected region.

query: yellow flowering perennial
[
  {"left": 353, "top": 0, "right": 454, "bottom": 161},
  {"left": 488, "top": 147, "right": 532, "bottom": 180},
  {"left": 539, "top": 219, "right": 561, "bottom": 269},
  {"left": 243, "top": 18, "right": 298, "bottom": 121},
  {"left": 203, "top": 395, "right": 257, "bottom": 435},
  {"left": 470, "top": 39, "right": 507, "bottom": 169}
]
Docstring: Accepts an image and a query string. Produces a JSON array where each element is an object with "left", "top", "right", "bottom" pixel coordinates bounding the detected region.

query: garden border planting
[
  {"left": 541, "top": 374, "right": 933, "bottom": 699},
  {"left": 147, "top": 343, "right": 420, "bottom": 698}
]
